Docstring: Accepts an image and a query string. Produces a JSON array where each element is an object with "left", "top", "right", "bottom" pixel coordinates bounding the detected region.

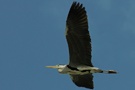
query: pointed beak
[{"left": 46, "top": 66, "right": 58, "bottom": 69}]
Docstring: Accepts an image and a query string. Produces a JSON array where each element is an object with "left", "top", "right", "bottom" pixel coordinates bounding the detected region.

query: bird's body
[
  {"left": 47, "top": 65, "right": 99, "bottom": 75},
  {"left": 46, "top": 2, "right": 117, "bottom": 89},
  {"left": 47, "top": 65, "right": 116, "bottom": 75}
]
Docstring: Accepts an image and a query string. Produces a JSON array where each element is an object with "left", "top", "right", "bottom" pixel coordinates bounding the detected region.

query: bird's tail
[{"left": 102, "top": 70, "right": 117, "bottom": 74}]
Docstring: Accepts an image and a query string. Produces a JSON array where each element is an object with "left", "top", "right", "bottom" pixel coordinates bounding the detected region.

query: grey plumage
[
  {"left": 46, "top": 1, "right": 117, "bottom": 89},
  {"left": 66, "top": 2, "right": 94, "bottom": 89}
]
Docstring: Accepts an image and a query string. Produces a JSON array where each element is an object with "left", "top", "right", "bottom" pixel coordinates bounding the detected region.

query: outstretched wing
[
  {"left": 66, "top": 2, "right": 93, "bottom": 67},
  {"left": 70, "top": 74, "right": 94, "bottom": 89}
]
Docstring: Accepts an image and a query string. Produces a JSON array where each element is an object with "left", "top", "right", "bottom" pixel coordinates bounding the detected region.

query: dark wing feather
[
  {"left": 70, "top": 74, "right": 94, "bottom": 89},
  {"left": 66, "top": 2, "right": 93, "bottom": 67}
]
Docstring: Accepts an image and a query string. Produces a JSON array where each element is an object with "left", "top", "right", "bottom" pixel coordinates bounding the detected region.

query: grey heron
[{"left": 46, "top": 1, "right": 117, "bottom": 89}]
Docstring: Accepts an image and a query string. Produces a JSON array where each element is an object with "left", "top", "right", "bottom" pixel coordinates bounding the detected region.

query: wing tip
[{"left": 71, "top": 1, "right": 83, "bottom": 9}]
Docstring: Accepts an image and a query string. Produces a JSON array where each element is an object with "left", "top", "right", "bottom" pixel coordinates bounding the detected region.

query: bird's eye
[{"left": 57, "top": 65, "right": 60, "bottom": 66}]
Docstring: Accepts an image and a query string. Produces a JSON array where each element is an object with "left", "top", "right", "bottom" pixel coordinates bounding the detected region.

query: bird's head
[
  {"left": 46, "top": 64, "right": 66, "bottom": 69},
  {"left": 46, "top": 64, "right": 66, "bottom": 73}
]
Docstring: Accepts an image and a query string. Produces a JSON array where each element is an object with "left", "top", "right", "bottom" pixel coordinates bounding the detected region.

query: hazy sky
[{"left": 0, "top": 0, "right": 135, "bottom": 90}]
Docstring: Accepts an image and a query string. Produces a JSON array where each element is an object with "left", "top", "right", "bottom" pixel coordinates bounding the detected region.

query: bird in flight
[{"left": 46, "top": 1, "right": 117, "bottom": 89}]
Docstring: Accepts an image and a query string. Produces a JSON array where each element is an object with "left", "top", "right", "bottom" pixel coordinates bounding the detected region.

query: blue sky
[{"left": 0, "top": 0, "right": 135, "bottom": 90}]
